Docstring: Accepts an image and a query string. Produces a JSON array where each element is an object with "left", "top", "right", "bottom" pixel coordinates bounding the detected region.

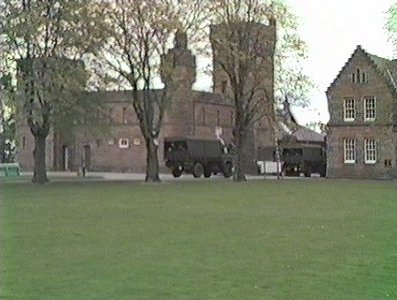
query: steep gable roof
[{"left": 327, "top": 45, "right": 397, "bottom": 94}]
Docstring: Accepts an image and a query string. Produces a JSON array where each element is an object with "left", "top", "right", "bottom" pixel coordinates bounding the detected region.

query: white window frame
[
  {"left": 364, "top": 138, "right": 376, "bottom": 164},
  {"left": 364, "top": 96, "right": 376, "bottom": 121},
  {"left": 343, "top": 138, "right": 356, "bottom": 164},
  {"left": 343, "top": 97, "right": 355, "bottom": 121},
  {"left": 118, "top": 138, "right": 129, "bottom": 149}
]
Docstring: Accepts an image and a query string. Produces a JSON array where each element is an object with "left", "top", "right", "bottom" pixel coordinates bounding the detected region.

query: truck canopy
[{"left": 164, "top": 137, "right": 224, "bottom": 159}]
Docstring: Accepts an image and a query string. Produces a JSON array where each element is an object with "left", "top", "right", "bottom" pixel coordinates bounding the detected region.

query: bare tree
[
  {"left": 96, "top": 0, "right": 209, "bottom": 182},
  {"left": 0, "top": 0, "right": 105, "bottom": 183},
  {"left": 209, "top": 0, "right": 310, "bottom": 181}
]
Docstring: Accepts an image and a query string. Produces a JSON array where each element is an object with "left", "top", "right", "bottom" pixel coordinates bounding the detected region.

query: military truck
[
  {"left": 280, "top": 145, "right": 326, "bottom": 177},
  {"left": 258, "top": 145, "right": 326, "bottom": 177},
  {"left": 164, "top": 137, "right": 234, "bottom": 178}
]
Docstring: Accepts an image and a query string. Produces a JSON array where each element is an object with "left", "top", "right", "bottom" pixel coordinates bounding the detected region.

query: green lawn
[{"left": 1, "top": 179, "right": 396, "bottom": 300}]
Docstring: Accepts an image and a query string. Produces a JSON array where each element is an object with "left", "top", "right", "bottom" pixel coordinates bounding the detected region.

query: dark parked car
[{"left": 164, "top": 137, "right": 234, "bottom": 178}]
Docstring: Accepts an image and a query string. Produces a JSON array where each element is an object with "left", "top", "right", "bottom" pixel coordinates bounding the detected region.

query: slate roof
[
  {"left": 84, "top": 89, "right": 166, "bottom": 103},
  {"left": 366, "top": 52, "right": 397, "bottom": 90},
  {"left": 194, "top": 91, "right": 233, "bottom": 106},
  {"left": 83, "top": 89, "right": 234, "bottom": 107},
  {"left": 276, "top": 102, "right": 325, "bottom": 144},
  {"left": 291, "top": 127, "right": 325, "bottom": 143}
]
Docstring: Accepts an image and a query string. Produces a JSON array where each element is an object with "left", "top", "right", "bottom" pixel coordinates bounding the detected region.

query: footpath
[{"left": 17, "top": 171, "right": 276, "bottom": 182}]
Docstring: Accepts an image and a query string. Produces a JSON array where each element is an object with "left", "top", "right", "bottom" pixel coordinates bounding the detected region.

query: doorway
[
  {"left": 83, "top": 145, "right": 91, "bottom": 170},
  {"left": 62, "top": 146, "right": 69, "bottom": 171}
]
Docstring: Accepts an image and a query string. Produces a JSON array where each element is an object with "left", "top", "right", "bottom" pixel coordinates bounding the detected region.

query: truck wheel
[
  {"left": 204, "top": 167, "right": 212, "bottom": 178},
  {"left": 172, "top": 167, "right": 182, "bottom": 178},
  {"left": 223, "top": 162, "right": 233, "bottom": 178},
  {"left": 193, "top": 163, "right": 204, "bottom": 178}
]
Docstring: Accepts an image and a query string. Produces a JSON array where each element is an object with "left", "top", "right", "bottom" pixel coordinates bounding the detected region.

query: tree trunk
[
  {"left": 273, "top": 123, "right": 282, "bottom": 179},
  {"left": 32, "top": 135, "right": 49, "bottom": 184},
  {"left": 145, "top": 138, "right": 160, "bottom": 182},
  {"left": 233, "top": 130, "right": 247, "bottom": 182}
]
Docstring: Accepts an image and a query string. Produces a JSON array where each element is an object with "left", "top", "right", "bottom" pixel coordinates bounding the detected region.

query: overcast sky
[
  {"left": 194, "top": 0, "right": 395, "bottom": 125},
  {"left": 287, "top": 0, "right": 395, "bottom": 125}
]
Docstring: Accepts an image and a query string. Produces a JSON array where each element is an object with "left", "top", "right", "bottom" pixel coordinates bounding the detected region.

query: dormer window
[{"left": 352, "top": 69, "right": 368, "bottom": 84}]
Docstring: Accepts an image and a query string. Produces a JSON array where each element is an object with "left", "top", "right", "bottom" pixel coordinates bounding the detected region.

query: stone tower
[
  {"left": 209, "top": 21, "right": 277, "bottom": 171},
  {"left": 161, "top": 31, "right": 197, "bottom": 136},
  {"left": 161, "top": 31, "right": 196, "bottom": 90},
  {"left": 210, "top": 20, "right": 276, "bottom": 96}
]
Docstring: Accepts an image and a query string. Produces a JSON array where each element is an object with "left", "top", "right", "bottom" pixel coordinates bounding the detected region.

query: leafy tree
[
  {"left": 305, "top": 121, "right": 328, "bottom": 134},
  {"left": 0, "top": 74, "right": 16, "bottom": 163},
  {"left": 387, "top": 2, "right": 397, "bottom": 52},
  {"left": 95, "top": 0, "right": 209, "bottom": 182},
  {"left": 209, "top": 0, "right": 310, "bottom": 181},
  {"left": 0, "top": 0, "right": 105, "bottom": 183}
]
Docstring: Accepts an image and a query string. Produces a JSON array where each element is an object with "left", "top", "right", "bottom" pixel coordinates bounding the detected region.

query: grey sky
[
  {"left": 288, "top": 0, "right": 395, "bottom": 124},
  {"left": 193, "top": 0, "right": 395, "bottom": 125}
]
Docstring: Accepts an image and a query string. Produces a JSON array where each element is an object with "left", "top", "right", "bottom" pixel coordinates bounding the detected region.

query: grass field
[{"left": 1, "top": 179, "right": 396, "bottom": 299}]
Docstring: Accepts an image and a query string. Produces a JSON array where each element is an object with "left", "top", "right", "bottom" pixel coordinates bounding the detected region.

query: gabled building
[{"left": 326, "top": 45, "right": 397, "bottom": 179}]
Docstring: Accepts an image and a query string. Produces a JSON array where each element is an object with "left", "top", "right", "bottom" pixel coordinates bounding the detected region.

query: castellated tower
[
  {"left": 210, "top": 20, "right": 276, "bottom": 97},
  {"left": 161, "top": 31, "right": 197, "bottom": 136},
  {"left": 161, "top": 31, "right": 196, "bottom": 90}
]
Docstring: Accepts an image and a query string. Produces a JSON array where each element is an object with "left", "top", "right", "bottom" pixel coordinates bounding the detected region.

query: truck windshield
[{"left": 165, "top": 141, "right": 187, "bottom": 152}]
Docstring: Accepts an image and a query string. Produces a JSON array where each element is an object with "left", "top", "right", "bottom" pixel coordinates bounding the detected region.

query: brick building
[
  {"left": 16, "top": 24, "right": 277, "bottom": 173},
  {"left": 327, "top": 45, "right": 397, "bottom": 179}
]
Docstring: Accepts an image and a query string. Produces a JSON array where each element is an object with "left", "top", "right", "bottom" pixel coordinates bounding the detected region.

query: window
[
  {"left": 108, "top": 108, "right": 113, "bottom": 123},
  {"left": 230, "top": 111, "right": 234, "bottom": 126},
  {"left": 22, "top": 136, "right": 26, "bottom": 150},
  {"left": 118, "top": 138, "right": 129, "bottom": 149},
  {"left": 343, "top": 97, "right": 355, "bottom": 121},
  {"left": 361, "top": 72, "right": 368, "bottom": 83},
  {"left": 133, "top": 138, "right": 141, "bottom": 146},
  {"left": 384, "top": 159, "right": 392, "bottom": 167},
  {"left": 221, "top": 80, "right": 227, "bottom": 94},
  {"left": 364, "top": 96, "right": 376, "bottom": 121},
  {"left": 202, "top": 107, "right": 206, "bottom": 125},
  {"left": 343, "top": 138, "right": 356, "bottom": 163},
  {"left": 122, "top": 107, "right": 127, "bottom": 124},
  {"left": 364, "top": 138, "right": 376, "bottom": 164}
]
